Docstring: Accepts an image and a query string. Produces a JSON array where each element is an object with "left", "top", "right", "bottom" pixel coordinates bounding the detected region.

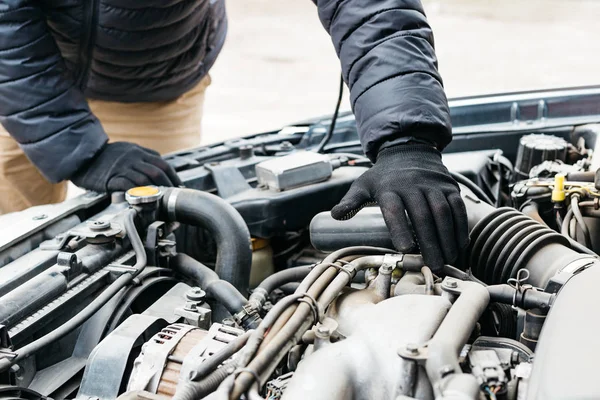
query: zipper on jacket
[{"left": 77, "top": 0, "right": 100, "bottom": 89}]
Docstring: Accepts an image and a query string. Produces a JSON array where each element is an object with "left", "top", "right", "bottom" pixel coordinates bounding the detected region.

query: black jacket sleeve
[
  {"left": 0, "top": 0, "right": 108, "bottom": 183},
  {"left": 314, "top": 0, "right": 452, "bottom": 161}
]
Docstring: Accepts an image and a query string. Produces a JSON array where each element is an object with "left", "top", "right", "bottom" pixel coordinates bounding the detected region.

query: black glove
[
  {"left": 331, "top": 143, "right": 468, "bottom": 272},
  {"left": 71, "top": 142, "right": 182, "bottom": 192}
]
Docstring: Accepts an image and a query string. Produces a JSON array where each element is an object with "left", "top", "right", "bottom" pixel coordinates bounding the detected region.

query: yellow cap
[
  {"left": 125, "top": 186, "right": 162, "bottom": 205},
  {"left": 127, "top": 186, "right": 160, "bottom": 197},
  {"left": 552, "top": 174, "right": 566, "bottom": 202}
]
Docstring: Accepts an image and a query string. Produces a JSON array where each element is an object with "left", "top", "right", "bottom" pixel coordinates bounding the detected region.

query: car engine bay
[{"left": 2, "top": 88, "right": 600, "bottom": 400}]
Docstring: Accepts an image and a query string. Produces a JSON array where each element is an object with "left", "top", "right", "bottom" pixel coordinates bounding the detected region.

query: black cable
[
  {"left": 315, "top": 74, "right": 344, "bottom": 153},
  {"left": 451, "top": 171, "right": 494, "bottom": 205},
  {"left": 0, "top": 208, "right": 147, "bottom": 372}
]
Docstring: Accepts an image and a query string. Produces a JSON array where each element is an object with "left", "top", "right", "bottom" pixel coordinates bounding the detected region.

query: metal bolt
[
  {"left": 32, "top": 214, "right": 47, "bottom": 220},
  {"left": 406, "top": 343, "right": 420, "bottom": 355},
  {"left": 88, "top": 220, "right": 110, "bottom": 231},
  {"left": 380, "top": 263, "right": 394, "bottom": 274},
  {"left": 186, "top": 287, "right": 206, "bottom": 301},
  {"left": 445, "top": 279, "right": 458, "bottom": 288},
  {"left": 316, "top": 325, "right": 331, "bottom": 336}
]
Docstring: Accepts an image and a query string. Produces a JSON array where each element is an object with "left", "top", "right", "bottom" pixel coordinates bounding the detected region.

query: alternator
[{"left": 127, "top": 323, "right": 244, "bottom": 397}]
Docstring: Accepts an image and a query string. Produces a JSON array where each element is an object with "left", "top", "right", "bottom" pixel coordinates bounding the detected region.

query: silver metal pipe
[{"left": 426, "top": 280, "right": 490, "bottom": 399}]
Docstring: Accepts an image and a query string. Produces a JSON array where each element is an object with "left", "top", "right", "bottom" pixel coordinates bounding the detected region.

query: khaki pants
[{"left": 0, "top": 75, "right": 210, "bottom": 214}]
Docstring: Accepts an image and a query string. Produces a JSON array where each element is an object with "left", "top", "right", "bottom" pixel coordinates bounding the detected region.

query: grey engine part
[{"left": 0, "top": 132, "right": 600, "bottom": 400}]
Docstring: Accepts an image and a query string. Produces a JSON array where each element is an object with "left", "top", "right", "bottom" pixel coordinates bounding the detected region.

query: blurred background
[{"left": 202, "top": 0, "right": 600, "bottom": 143}]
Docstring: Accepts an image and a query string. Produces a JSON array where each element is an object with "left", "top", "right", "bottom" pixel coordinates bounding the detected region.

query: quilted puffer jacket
[{"left": 0, "top": 0, "right": 451, "bottom": 183}]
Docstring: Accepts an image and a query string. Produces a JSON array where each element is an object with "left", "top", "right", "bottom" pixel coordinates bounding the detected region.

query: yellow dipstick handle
[{"left": 552, "top": 174, "right": 566, "bottom": 202}]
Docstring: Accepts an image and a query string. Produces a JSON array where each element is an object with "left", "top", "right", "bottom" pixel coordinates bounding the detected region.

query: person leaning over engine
[{"left": 0, "top": 0, "right": 467, "bottom": 272}]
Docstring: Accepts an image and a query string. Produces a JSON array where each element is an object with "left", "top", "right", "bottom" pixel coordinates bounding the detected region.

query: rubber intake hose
[
  {"left": 172, "top": 253, "right": 248, "bottom": 318},
  {"left": 461, "top": 185, "right": 597, "bottom": 288},
  {"left": 161, "top": 188, "right": 252, "bottom": 293},
  {"left": 310, "top": 207, "right": 393, "bottom": 251}
]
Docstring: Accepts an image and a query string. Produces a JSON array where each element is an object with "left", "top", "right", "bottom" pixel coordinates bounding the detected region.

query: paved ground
[
  {"left": 202, "top": 0, "right": 600, "bottom": 143},
  {"left": 68, "top": 0, "right": 600, "bottom": 198}
]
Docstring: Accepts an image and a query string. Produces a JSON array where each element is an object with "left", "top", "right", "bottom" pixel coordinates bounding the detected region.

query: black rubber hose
[
  {"left": 0, "top": 208, "right": 146, "bottom": 372},
  {"left": 172, "top": 253, "right": 248, "bottom": 316},
  {"left": 566, "top": 171, "right": 595, "bottom": 182},
  {"left": 279, "top": 282, "right": 300, "bottom": 294},
  {"left": 161, "top": 188, "right": 252, "bottom": 293},
  {"left": 487, "top": 284, "right": 554, "bottom": 311},
  {"left": 450, "top": 171, "right": 493, "bottom": 205},
  {"left": 248, "top": 265, "right": 312, "bottom": 310},
  {"left": 257, "top": 265, "right": 312, "bottom": 294}
]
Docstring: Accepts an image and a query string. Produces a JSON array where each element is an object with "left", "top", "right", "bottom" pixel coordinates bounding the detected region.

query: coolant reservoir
[{"left": 250, "top": 238, "right": 274, "bottom": 288}]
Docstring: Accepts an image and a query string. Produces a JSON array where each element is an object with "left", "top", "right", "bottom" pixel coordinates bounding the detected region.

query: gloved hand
[
  {"left": 331, "top": 143, "right": 468, "bottom": 272},
  {"left": 71, "top": 142, "right": 182, "bottom": 192}
]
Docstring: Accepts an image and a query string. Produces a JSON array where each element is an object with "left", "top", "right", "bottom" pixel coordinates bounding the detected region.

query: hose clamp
[
  {"left": 508, "top": 269, "right": 535, "bottom": 308},
  {"left": 322, "top": 261, "right": 354, "bottom": 278},
  {"left": 167, "top": 190, "right": 179, "bottom": 221},
  {"left": 297, "top": 293, "right": 322, "bottom": 324}
]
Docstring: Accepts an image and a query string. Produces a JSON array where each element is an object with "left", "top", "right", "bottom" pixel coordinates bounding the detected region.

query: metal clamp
[
  {"left": 167, "top": 190, "right": 179, "bottom": 221},
  {"left": 321, "top": 261, "right": 354, "bottom": 278},
  {"left": 381, "top": 254, "right": 403, "bottom": 273},
  {"left": 297, "top": 293, "right": 322, "bottom": 324},
  {"left": 508, "top": 269, "right": 535, "bottom": 308}
]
